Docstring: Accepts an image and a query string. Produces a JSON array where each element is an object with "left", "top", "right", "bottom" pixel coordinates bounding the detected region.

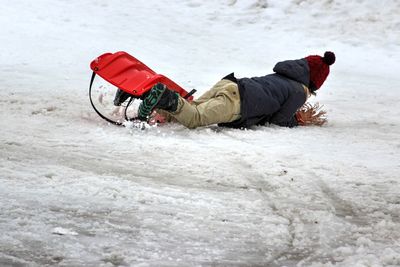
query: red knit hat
[{"left": 305, "top": 51, "right": 335, "bottom": 90}]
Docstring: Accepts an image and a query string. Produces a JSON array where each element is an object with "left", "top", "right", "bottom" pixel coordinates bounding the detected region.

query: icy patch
[{"left": 51, "top": 227, "right": 79, "bottom": 236}]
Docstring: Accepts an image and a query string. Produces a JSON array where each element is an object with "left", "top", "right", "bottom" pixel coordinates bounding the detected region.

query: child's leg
[
  {"left": 168, "top": 80, "right": 241, "bottom": 129},
  {"left": 192, "top": 79, "right": 233, "bottom": 105}
]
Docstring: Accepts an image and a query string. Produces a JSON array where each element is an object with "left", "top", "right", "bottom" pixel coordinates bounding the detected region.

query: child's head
[{"left": 305, "top": 51, "right": 336, "bottom": 92}]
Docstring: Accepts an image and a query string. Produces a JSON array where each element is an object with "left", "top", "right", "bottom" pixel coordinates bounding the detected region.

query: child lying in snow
[{"left": 134, "top": 51, "right": 335, "bottom": 129}]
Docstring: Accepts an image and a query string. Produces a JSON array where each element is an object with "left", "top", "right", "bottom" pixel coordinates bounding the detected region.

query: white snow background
[{"left": 1, "top": 0, "right": 400, "bottom": 266}]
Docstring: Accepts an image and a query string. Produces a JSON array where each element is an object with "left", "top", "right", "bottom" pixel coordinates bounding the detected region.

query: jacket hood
[{"left": 272, "top": 58, "right": 310, "bottom": 87}]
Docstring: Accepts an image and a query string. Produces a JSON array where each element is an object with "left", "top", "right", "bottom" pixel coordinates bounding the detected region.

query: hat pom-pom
[{"left": 323, "top": 51, "right": 335, "bottom": 65}]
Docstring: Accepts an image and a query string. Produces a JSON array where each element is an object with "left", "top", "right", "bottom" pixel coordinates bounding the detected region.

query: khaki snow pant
[{"left": 159, "top": 79, "right": 241, "bottom": 129}]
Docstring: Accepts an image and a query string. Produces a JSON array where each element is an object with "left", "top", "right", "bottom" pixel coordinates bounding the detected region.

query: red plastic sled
[{"left": 90, "top": 51, "right": 193, "bottom": 99}]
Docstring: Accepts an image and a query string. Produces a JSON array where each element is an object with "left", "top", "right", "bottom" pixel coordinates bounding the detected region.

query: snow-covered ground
[{"left": 1, "top": 0, "right": 400, "bottom": 266}]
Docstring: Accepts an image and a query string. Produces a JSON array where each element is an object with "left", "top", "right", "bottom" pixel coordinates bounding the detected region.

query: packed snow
[{"left": 1, "top": 0, "right": 400, "bottom": 266}]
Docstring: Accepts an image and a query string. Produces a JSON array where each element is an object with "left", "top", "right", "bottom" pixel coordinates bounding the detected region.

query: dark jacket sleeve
[{"left": 269, "top": 86, "right": 306, "bottom": 127}]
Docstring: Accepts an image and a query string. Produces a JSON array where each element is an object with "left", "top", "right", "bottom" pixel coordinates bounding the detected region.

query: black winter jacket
[{"left": 219, "top": 58, "right": 310, "bottom": 129}]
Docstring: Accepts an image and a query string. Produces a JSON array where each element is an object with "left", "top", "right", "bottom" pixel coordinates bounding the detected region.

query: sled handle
[{"left": 184, "top": 89, "right": 197, "bottom": 99}]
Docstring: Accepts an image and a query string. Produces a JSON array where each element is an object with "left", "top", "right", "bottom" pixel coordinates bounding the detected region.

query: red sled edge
[{"left": 90, "top": 51, "right": 193, "bottom": 100}]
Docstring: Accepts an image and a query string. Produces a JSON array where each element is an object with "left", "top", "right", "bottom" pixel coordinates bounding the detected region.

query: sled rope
[
  {"left": 124, "top": 96, "right": 136, "bottom": 121},
  {"left": 89, "top": 72, "right": 125, "bottom": 126}
]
